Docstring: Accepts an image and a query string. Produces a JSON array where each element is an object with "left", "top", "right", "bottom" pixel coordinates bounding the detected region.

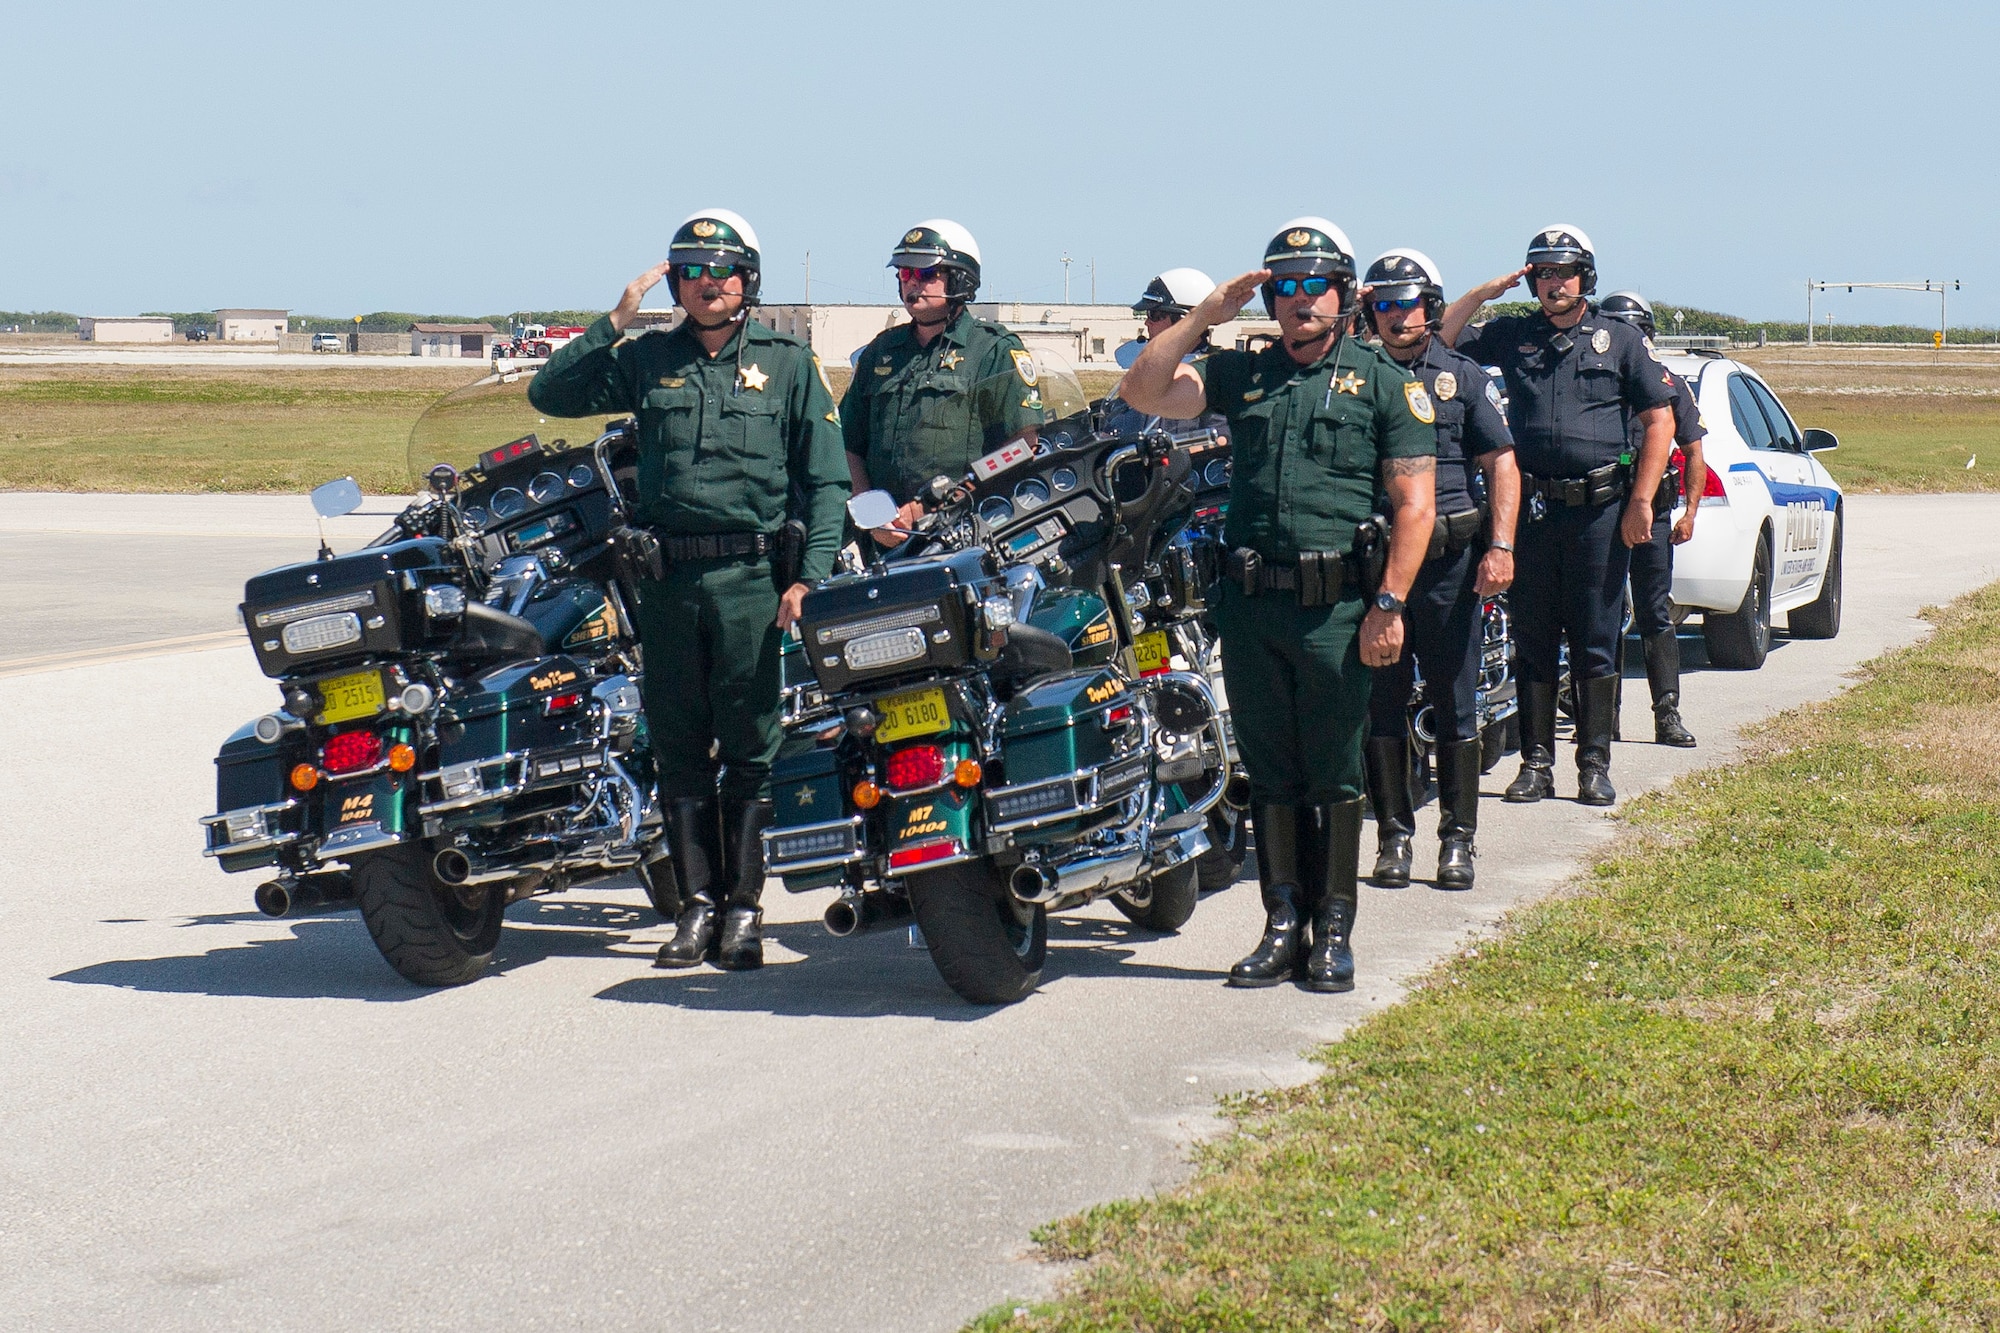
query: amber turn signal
[
  {"left": 851, "top": 780, "right": 882, "bottom": 810},
  {"left": 289, "top": 764, "right": 320, "bottom": 791},
  {"left": 387, "top": 743, "right": 417, "bottom": 773},
  {"left": 952, "top": 759, "right": 982, "bottom": 787}
]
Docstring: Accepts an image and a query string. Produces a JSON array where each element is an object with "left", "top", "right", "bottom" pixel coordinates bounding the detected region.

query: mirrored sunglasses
[{"left": 1272, "top": 276, "right": 1333, "bottom": 298}]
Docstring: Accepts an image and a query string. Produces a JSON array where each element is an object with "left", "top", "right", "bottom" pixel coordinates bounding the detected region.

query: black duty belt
[
  {"left": 656, "top": 530, "right": 774, "bottom": 562},
  {"left": 1524, "top": 462, "right": 1630, "bottom": 511},
  {"left": 1224, "top": 548, "right": 1357, "bottom": 608},
  {"left": 1428, "top": 507, "right": 1487, "bottom": 560}
]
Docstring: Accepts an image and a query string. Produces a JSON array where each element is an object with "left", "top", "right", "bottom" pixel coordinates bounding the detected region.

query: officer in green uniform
[
  {"left": 528, "top": 208, "right": 849, "bottom": 971},
  {"left": 1121, "top": 218, "right": 1437, "bottom": 993},
  {"left": 840, "top": 220, "right": 1041, "bottom": 544}
]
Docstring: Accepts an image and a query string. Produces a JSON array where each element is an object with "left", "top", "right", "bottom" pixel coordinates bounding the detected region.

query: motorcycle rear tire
[
  {"left": 355, "top": 842, "right": 505, "bottom": 987},
  {"left": 1113, "top": 860, "right": 1199, "bottom": 933},
  {"left": 1194, "top": 807, "right": 1248, "bottom": 893},
  {"left": 907, "top": 860, "right": 1046, "bottom": 1005}
]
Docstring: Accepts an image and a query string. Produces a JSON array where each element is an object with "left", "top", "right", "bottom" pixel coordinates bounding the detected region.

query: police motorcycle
[
  {"left": 198, "top": 370, "right": 676, "bottom": 986},
  {"left": 763, "top": 355, "right": 1232, "bottom": 1004}
]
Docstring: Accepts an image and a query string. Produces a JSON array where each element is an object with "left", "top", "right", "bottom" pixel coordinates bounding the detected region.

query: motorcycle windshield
[
  {"left": 907, "top": 347, "right": 1093, "bottom": 468},
  {"left": 406, "top": 368, "right": 622, "bottom": 485}
]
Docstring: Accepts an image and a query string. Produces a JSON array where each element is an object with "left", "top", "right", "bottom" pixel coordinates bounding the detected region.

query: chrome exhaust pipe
[
  {"left": 253, "top": 872, "right": 355, "bottom": 918},
  {"left": 1009, "top": 862, "right": 1057, "bottom": 904},
  {"left": 1221, "top": 770, "right": 1251, "bottom": 811},
  {"left": 432, "top": 847, "right": 472, "bottom": 885},
  {"left": 823, "top": 889, "right": 914, "bottom": 937}
]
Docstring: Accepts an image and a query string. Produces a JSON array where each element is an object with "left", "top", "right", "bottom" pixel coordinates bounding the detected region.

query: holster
[
  {"left": 609, "top": 524, "right": 666, "bottom": 587},
  {"left": 1427, "top": 507, "right": 1487, "bottom": 561},
  {"left": 1353, "top": 515, "right": 1390, "bottom": 595},
  {"left": 772, "top": 518, "right": 807, "bottom": 592}
]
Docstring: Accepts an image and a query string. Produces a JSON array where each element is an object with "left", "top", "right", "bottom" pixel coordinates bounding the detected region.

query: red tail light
[
  {"left": 1104, "top": 704, "right": 1134, "bottom": 727},
  {"left": 321, "top": 730, "right": 385, "bottom": 775},
  {"left": 884, "top": 744, "right": 945, "bottom": 791},
  {"left": 545, "top": 691, "right": 585, "bottom": 714},
  {"left": 1702, "top": 467, "right": 1727, "bottom": 499},
  {"left": 889, "top": 837, "right": 962, "bottom": 870}
]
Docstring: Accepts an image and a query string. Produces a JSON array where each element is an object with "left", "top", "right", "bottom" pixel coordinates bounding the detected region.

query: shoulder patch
[
  {"left": 1009, "top": 348, "right": 1037, "bottom": 386},
  {"left": 1404, "top": 380, "right": 1436, "bottom": 425},
  {"left": 1432, "top": 370, "right": 1457, "bottom": 401},
  {"left": 812, "top": 354, "right": 834, "bottom": 398},
  {"left": 1485, "top": 378, "right": 1503, "bottom": 409}
]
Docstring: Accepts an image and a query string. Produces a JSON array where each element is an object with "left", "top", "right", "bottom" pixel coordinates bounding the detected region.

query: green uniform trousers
[
  {"left": 632, "top": 554, "right": 783, "bottom": 804},
  {"left": 1211, "top": 582, "right": 1372, "bottom": 804}
]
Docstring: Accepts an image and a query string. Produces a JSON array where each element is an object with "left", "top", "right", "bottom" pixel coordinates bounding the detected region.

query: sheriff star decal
[
  {"left": 1404, "top": 381, "right": 1436, "bottom": 424},
  {"left": 1432, "top": 371, "right": 1457, "bottom": 401},
  {"left": 940, "top": 350, "right": 963, "bottom": 371},
  {"left": 1334, "top": 371, "right": 1366, "bottom": 396},
  {"left": 738, "top": 362, "right": 769, "bottom": 392}
]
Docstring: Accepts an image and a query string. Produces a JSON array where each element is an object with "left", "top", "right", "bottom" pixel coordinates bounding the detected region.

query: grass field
[
  {"left": 0, "top": 352, "right": 1990, "bottom": 494},
  {"left": 977, "top": 582, "right": 2000, "bottom": 1331}
]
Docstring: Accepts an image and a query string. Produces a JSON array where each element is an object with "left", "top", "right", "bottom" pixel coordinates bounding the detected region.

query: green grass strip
[{"left": 980, "top": 584, "right": 2000, "bottom": 1331}]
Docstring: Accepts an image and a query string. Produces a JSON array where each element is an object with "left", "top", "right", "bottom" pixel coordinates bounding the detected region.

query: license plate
[
  {"left": 874, "top": 686, "right": 950, "bottom": 744},
  {"left": 1133, "top": 630, "right": 1172, "bottom": 675},
  {"left": 317, "top": 669, "right": 385, "bottom": 724}
]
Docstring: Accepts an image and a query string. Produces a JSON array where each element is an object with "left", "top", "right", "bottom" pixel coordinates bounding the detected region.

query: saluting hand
[
  {"left": 1190, "top": 270, "right": 1271, "bottom": 331},
  {"left": 610, "top": 261, "right": 674, "bottom": 333},
  {"left": 1469, "top": 267, "right": 1531, "bottom": 304}
]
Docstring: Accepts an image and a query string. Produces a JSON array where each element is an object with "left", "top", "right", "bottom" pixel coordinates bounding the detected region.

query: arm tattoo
[{"left": 1381, "top": 455, "right": 1436, "bottom": 480}]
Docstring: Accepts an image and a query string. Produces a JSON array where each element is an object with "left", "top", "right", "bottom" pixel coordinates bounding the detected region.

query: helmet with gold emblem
[
  {"left": 1259, "top": 216, "right": 1357, "bottom": 317},
  {"left": 668, "top": 207, "right": 764, "bottom": 305},
  {"left": 889, "top": 219, "right": 983, "bottom": 303}
]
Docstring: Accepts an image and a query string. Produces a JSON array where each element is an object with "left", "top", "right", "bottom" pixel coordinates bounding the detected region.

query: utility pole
[
  {"left": 803, "top": 251, "right": 811, "bottom": 304},
  {"left": 1090, "top": 257, "right": 1096, "bottom": 304},
  {"left": 1061, "top": 253, "right": 1072, "bottom": 304}
]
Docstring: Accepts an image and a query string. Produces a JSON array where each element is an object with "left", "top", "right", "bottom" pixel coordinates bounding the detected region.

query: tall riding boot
[
  {"left": 715, "top": 799, "right": 775, "bottom": 971},
  {"left": 1434, "top": 739, "right": 1482, "bottom": 890},
  {"left": 654, "top": 796, "right": 722, "bottom": 967},
  {"left": 1363, "top": 736, "right": 1414, "bottom": 887},
  {"left": 1303, "top": 799, "right": 1363, "bottom": 993},
  {"left": 1503, "top": 681, "right": 1557, "bottom": 803},
  {"left": 1227, "top": 803, "right": 1306, "bottom": 988},
  {"left": 1576, "top": 674, "right": 1620, "bottom": 806},
  {"left": 1643, "top": 631, "right": 1696, "bottom": 747}
]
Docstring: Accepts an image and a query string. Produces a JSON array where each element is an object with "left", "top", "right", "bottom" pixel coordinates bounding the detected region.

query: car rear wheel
[
  {"left": 1704, "top": 536, "right": 1772, "bottom": 669},
  {"left": 1788, "top": 511, "right": 1843, "bottom": 639}
]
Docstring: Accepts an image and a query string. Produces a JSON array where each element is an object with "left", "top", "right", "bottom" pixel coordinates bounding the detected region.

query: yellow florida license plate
[
  {"left": 317, "top": 668, "right": 385, "bottom": 724},
  {"left": 1133, "top": 630, "right": 1172, "bottom": 675},
  {"left": 874, "top": 686, "right": 950, "bottom": 744}
]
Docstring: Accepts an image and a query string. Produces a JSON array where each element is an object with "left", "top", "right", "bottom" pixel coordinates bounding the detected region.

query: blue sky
[{"left": 5, "top": 1, "right": 1996, "bottom": 326}]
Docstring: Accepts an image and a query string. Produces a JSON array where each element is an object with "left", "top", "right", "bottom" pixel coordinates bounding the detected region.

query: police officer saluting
[
  {"left": 1441, "top": 225, "right": 1675, "bottom": 806},
  {"left": 1359, "top": 250, "right": 1520, "bottom": 889},
  {"left": 1122, "top": 219, "right": 1436, "bottom": 992},
  {"left": 840, "top": 221, "right": 1039, "bottom": 544},
  {"left": 1600, "top": 290, "right": 1707, "bottom": 748},
  {"left": 1103, "top": 268, "right": 1231, "bottom": 440},
  {"left": 529, "top": 208, "right": 850, "bottom": 970}
]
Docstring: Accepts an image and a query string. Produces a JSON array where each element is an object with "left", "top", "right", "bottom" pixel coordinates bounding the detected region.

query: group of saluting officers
[{"left": 528, "top": 207, "right": 1709, "bottom": 996}]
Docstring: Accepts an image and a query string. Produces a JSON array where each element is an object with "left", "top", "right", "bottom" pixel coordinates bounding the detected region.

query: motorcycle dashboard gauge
[
  {"left": 1203, "top": 459, "right": 1231, "bottom": 489},
  {"left": 1050, "top": 466, "right": 1078, "bottom": 493},
  {"left": 1012, "top": 477, "right": 1051, "bottom": 510},
  {"left": 566, "top": 464, "right": 596, "bottom": 490},
  {"left": 462, "top": 506, "right": 489, "bottom": 530},
  {"left": 977, "top": 495, "right": 1015, "bottom": 527},
  {"left": 490, "top": 487, "right": 527, "bottom": 520},
  {"left": 527, "top": 471, "right": 567, "bottom": 505}
]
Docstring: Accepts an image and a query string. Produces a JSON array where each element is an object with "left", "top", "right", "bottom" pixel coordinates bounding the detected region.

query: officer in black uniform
[
  {"left": 1600, "top": 291, "right": 1708, "bottom": 747},
  {"left": 1102, "top": 268, "right": 1231, "bottom": 439},
  {"left": 1121, "top": 218, "right": 1437, "bottom": 993},
  {"left": 1359, "top": 250, "right": 1519, "bottom": 889},
  {"left": 1441, "top": 225, "right": 1675, "bottom": 806}
]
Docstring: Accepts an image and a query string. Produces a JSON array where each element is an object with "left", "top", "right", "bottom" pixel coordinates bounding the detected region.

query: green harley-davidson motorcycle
[{"left": 765, "top": 356, "right": 1232, "bottom": 1004}]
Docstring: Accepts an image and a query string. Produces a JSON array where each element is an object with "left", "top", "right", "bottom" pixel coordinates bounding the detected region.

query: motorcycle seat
[{"left": 459, "top": 600, "right": 548, "bottom": 661}]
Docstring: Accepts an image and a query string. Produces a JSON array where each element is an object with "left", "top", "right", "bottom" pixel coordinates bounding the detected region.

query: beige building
[
  {"left": 411, "top": 322, "right": 499, "bottom": 358},
  {"left": 750, "top": 302, "right": 1279, "bottom": 371},
  {"left": 77, "top": 316, "right": 173, "bottom": 342},
  {"left": 216, "top": 308, "right": 289, "bottom": 341}
]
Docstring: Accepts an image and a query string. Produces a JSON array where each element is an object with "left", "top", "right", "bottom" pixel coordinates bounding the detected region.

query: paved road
[{"left": 3, "top": 495, "right": 1997, "bottom": 1332}]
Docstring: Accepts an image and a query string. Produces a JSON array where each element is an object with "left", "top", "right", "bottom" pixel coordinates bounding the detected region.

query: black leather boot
[
  {"left": 1576, "top": 674, "right": 1619, "bottom": 806},
  {"left": 715, "top": 799, "right": 775, "bottom": 971},
  {"left": 1303, "top": 798, "right": 1362, "bottom": 993},
  {"left": 1363, "top": 736, "right": 1413, "bottom": 887},
  {"left": 1227, "top": 803, "right": 1306, "bottom": 988},
  {"left": 653, "top": 796, "right": 722, "bottom": 968},
  {"left": 1503, "top": 681, "right": 1557, "bottom": 803},
  {"left": 1434, "top": 739, "right": 1481, "bottom": 890},
  {"left": 1643, "top": 631, "right": 1696, "bottom": 747}
]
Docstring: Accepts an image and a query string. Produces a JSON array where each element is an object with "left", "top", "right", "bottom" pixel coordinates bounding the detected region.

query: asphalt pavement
[{"left": 3, "top": 494, "right": 1997, "bottom": 1332}]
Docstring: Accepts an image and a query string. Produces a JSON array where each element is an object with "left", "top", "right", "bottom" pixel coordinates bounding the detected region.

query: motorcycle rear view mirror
[
  {"left": 311, "top": 476, "right": 363, "bottom": 519},
  {"left": 847, "top": 489, "right": 900, "bottom": 531}
]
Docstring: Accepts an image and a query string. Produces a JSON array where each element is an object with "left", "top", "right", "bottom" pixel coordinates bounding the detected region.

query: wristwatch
[
  {"left": 1372, "top": 590, "right": 1406, "bottom": 615},
  {"left": 1489, "top": 539, "right": 1515, "bottom": 553}
]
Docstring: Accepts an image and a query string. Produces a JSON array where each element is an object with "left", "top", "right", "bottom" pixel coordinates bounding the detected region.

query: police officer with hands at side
[
  {"left": 1600, "top": 290, "right": 1707, "bottom": 748},
  {"left": 1358, "top": 250, "right": 1520, "bottom": 891},
  {"left": 1440, "top": 225, "right": 1676, "bottom": 807},
  {"left": 1123, "top": 219, "right": 1437, "bottom": 994},
  {"left": 840, "top": 221, "right": 1040, "bottom": 546},
  {"left": 528, "top": 208, "right": 851, "bottom": 972}
]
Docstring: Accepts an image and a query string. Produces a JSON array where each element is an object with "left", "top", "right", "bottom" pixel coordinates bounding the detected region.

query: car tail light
[
  {"left": 1702, "top": 467, "right": 1727, "bottom": 500},
  {"left": 884, "top": 744, "right": 945, "bottom": 791},
  {"left": 889, "top": 837, "right": 962, "bottom": 871},
  {"left": 322, "top": 730, "right": 385, "bottom": 775}
]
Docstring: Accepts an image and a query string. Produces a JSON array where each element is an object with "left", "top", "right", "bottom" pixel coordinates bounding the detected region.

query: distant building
[
  {"left": 77, "top": 316, "right": 173, "bottom": 343},
  {"left": 216, "top": 308, "right": 289, "bottom": 341},
  {"left": 748, "top": 303, "right": 1278, "bottom": 370},
  {"left": 411, "top": 322, "right": 499, "bottom": 358}
]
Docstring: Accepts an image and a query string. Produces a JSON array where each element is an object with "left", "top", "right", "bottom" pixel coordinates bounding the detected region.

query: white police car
[{"left": 1659, "top": 351, "right": 1843, "bottom": 668}]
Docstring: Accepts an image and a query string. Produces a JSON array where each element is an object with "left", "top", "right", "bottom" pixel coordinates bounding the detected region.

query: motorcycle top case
[
  {"left": 434, "top": 654, "right": 594, "bottom": 768},
  {"left": 240, "top": 538, "right": 457, "bottom": 678},
  {"left": 797, "top": 547, "right": 997, "bottom": 696}
]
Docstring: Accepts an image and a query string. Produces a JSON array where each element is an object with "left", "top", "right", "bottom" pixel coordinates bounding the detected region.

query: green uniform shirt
[
  {"left": 1195, "top": 337, "right": 1436, "bottom": 557},
  {"left": 528, "top": 314, "right": 850, "bottom": 582},
  {"left": 839, "top": 308, "right": 1041, "bottom": 503}
]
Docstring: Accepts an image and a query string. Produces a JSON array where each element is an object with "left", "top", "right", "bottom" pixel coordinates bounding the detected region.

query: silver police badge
[
  {"left": 1591, "top": 328, "right": 1611, "bottom": 354},
  {"left": 1432, "top": 371, "right": 1457, "bottom": 401}
]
